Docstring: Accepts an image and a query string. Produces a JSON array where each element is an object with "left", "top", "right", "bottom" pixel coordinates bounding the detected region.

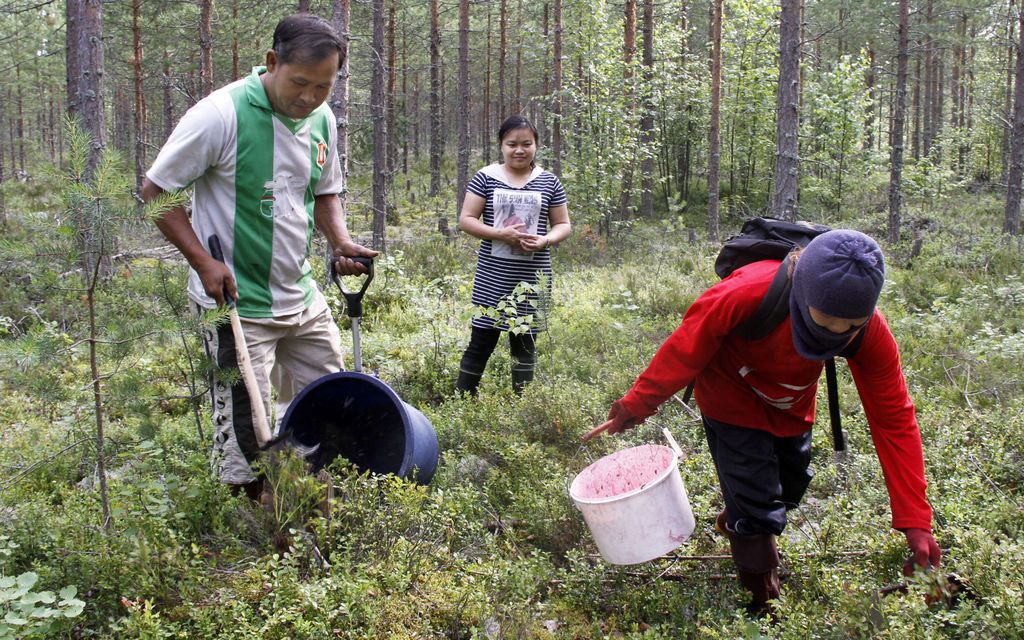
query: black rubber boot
[{"left": 717, "top": 511, "right": 781, "bottom": 618}]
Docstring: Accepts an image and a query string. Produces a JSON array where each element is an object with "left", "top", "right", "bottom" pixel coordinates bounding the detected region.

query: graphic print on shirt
[
  {"left": 737, "top": 365, "right": 814, "bottom": 411},
  {"left": 490, "top": 188, "right": 542, "bottom": 260},
  {"left": 259, "top": 175, "right": 308, "bottom": 220}
]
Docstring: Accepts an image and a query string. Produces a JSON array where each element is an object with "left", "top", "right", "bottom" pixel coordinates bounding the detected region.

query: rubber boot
[
  {"left": 510, "top": 364, "right": 534, "bottom": 396},
  {"left": 455, "top": 369, "right": 483, "bottom": 396},
  {"left": 716, "top": 511, "right": 781, "bottom": 618}
]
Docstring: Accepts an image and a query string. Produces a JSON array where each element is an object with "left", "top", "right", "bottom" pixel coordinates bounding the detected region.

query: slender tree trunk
[
  {"left": 552, "top": 0, "right": 563, "bottom": 176},
  {"left": 456, "top": 0, "right": 471, "bottom": 216},
  {"left": 638, "top": 0, "right": 655, "bottom": 217},
  {"left": 330, "top": 0, "right": 351, "bottom": 216},
  {"left": 708, "top": 0, "right": 722, "bottom": 241},
  {"left": 401, "top": 21, "right": 408, "bottom": 176},
  {"left": 618, "top": 0, "right": 637, "bottom": 221},
  {"left": 198, "top": 0, "right": 213, "bottom": 98},
  {"left": 412, "top": 69, "right": 420, "bottom": 161},
  {"left": 370, "top": 0, "right": 388, "bottom": 249},
  {"left": 132, "top": 0, "right": 147, "bottom": 189},
  {"left": 16, "top": 66, "right": 25, "bottom": 172},
  {"left": 483, "top": 6, "right": 492, "bottom": 163},
  {"left": 542, "top": 3, "right": 550, "bottom": 146},
  {"left": 923, "top": 0, "right": 933, "bottom": 156},
  {"left": 514, "top": 0, "right": 523, "bottom": 114},
  {"left": 386, "top": 3, "right": 397, "bottom": 188},
  {"left": 912, "top": 43, "right": 921, "bottom": 160},
  {"left": 87, "top": 276, "right": 112, "bottom": 532},
  {"left": 499, "top": 0, "right": 507, "bottom": 119},
  {"left": 1004, "top": 0, "right": 1016, "bottom": 184},
  {"left": 888, "top": 0, "right": 909, "bottom": 244},
  {"left": 163, "top": 49, "right": 174, "bottom": 139},
  {"left": 1004, "top": 6, "right": 1024, "bottom": 234},
  {"left": 772, "top": 0, "right": 801, "bottom": 221},
  {"left": 866, "top": 48, "right": 876, "bottom": 152},
  {"left": 429, "top": 0, "right": 442, "bottom": 197}
]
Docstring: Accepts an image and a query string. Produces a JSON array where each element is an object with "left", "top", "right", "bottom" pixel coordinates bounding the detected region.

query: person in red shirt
[{"left": 585, "top": 230, "right": 940, "bottom": 617}]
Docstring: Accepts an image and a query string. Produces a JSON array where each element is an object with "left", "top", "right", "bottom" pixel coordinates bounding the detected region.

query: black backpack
[{"left": 683, "top": 217, "right": 854, "bottom": 453}]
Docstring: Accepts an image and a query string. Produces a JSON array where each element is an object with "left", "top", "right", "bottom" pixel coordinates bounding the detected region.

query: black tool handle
[
  {"left": 207, "top": 235, "right": 235, "bottom": 307},
  {"left": 825, "top": 358, "right": 846, "bottom": 452},
  {"left": 329, "top": 255, "right": 374, "bottom": 318}
]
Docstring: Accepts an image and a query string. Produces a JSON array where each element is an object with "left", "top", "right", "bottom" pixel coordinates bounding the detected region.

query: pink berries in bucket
[{"left": 570, "top": 444, "right": 695, "bottom": 565}]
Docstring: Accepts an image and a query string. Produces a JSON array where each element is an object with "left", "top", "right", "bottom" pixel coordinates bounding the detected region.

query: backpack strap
[{"left": 732, "top": 257, "right": 793, "bottom": 341}]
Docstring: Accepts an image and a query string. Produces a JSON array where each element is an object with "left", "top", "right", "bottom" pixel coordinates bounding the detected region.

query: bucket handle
[{"left": 661, "top": 427, "right": 685, "bottom": 460}]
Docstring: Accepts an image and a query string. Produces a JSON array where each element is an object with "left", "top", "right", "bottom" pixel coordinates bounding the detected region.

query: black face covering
[{"left": 789, "top": 285, "right": 862, "bottom": 361}]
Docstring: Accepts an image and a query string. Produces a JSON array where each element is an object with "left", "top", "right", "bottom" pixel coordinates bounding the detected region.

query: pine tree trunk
[
  {"left": 514, "top": 0, "right": 523, "bottom": 114},
  {"left": 498, "top": 0, "right": 507, "bottom": 119},
  {"left": 330, "top": 0, "right": 351, "bottom": 216},
  {"left": 198, "top": 0, "right": 213, "bottom": 98},
  {"left": 231, "top": 0, "right": 240, "bottom": 80},
  {"left": 163, "top": 49, "right": 174, "bottom": 139},
  {"left": 772, "top": 0, "right": 801, "bottom": 221},
  {"left": 639, "top": 0, "right": 655, "bottom": 217},
  {"left": 1004, "top": 6, "right": 1024, "bottom": 234},
  {"left": 16, "top": 66, "right": 25, "bottom": 172},
  {"left": 1004, "top": 0, "right": 1016, "bottom": 185},
  {"left": 371, "top": 0, "right": 388, "bottom": 249},
  {"left": 429, "top": 0, "right": 442, "bottom": 197},
  {"left": 456, "top": 0, "right": 472, "bottom": 216},
  {"left": 552, "top": 0, "right": 563, "bottom": 176},
  {"left": 888, "top": 0, "right": 909, "bottom": 244},
  {"left": 132, "top": 0, "right": 147, "bottom": 189},
  {"left": 483, "top": 6, "right": 492, "bottom": 164},
  {"left": 867, "top": 48, "right": 877, "bottom": 152},
  {"left": 912, "top": 44, "right": 920, "bottom": 160},
  {"left": 708, "top": 0, "right": 722, "bottom": 241},
  {"left": 401, "top": 22, "right": 409, "bottom": 176},
  {"left": 386, "top": 3, "right": 397, "bottom": 187},
  {"left": 66, "top": 0, "right": 106, "bottom": 178}
]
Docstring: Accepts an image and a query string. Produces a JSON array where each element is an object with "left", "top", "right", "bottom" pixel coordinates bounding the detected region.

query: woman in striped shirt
[{"left": 456, "top": 115, "right": 572, "bottom": 395}]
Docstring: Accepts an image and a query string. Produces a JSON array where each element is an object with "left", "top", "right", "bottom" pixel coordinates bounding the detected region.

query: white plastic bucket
[{"left": 569, "top": 444, "right": 695, "bottom": 565}]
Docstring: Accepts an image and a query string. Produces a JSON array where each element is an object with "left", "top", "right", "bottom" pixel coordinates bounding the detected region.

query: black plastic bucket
[{"left": 280, "top": 372, "right": 439, "bottom": 485}]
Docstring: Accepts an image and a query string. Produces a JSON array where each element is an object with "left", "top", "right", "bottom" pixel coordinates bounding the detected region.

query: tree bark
[
  {"left": 552, "top": 0, "right": 563, "bottom": 176},
  {"left": 867, "top": 48, "right": 877, "bottom": 152},
  {"left": 66, "top": 0, "right": 106, "bottom": 178},
  {"left": 888, "top": 0, "right": 909, "bottom": 244},
  {"left": 1004, "top": 6, "right": 1024, "bottom": 234},
  {"left": 330, "top": 0, "right": 351, "bottom": 214},
  {"left": 618, "top": 0, "right": 637, "bottom": 221},
  {"left": 429, "top": 0, "right": 442, "bottom": 197},
  {"left": 499, "top": 0, "right": 508, "bottom": 119},
  {"left": 132, "top": 0, "right": 147, "bottom": 189},
  {"left": 456, "top": 0, "right": 471, "bottom": 216},
  {"left": 387, "top": 3, "right": 398, "bottom": 186},
  {"left": 232, "top": 0, "right": 240, "bottom": 80},
  {"left": 483, "top": 5, "right": 492, "bottom": 164},
  {"left": 1004, "top": 0, "right": 1016, "bottom": 185},
  {"left": 639, "top": 0, "right": 655, "bottom": 217},
  {"left": 198, "top": 0, "right": 214, "bottom": 98},
  {"left": 163, "top": 49, "right": 174, "bottom": 140},
  {"left": 771, "top": 0, "right": 801, "bottom": 221},
  {"left": 912, "top": 43, "right": 920, "bottom": 160},
  {"left": 371, "top": 0, "right": 388, "bottom": 249},
  {"left": 708, "top": 0, "right": 722, "bottom": 241}
]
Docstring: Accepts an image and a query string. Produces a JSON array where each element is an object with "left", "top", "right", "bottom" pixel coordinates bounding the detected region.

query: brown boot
[{"left": 720, "top": 516, "right": 781, "bottom": 618}]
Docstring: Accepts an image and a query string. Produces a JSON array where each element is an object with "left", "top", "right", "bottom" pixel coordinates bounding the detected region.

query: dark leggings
[
  {"left": 703, "top": 415, "right": 814, "bottom": 536},
  {"left": 456, "top": 326, "right": 537, "bottom": 395}
]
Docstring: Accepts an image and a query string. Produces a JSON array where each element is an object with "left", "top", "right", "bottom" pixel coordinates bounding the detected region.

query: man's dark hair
[{"left": 272, "top": 14, "right": 345, "bottom": 69}]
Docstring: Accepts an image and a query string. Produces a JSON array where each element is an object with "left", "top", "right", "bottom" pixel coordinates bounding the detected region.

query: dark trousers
[
  {"left": 456, "top": 326, "right": 537, "bottom": 395},
  {"left": 703, "top": 415, "right": 814, "bottom": 537}
]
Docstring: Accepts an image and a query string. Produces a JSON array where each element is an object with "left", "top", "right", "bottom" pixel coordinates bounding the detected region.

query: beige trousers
[{"left": 195, "top": 292, "right": 344, "bottom": 484}]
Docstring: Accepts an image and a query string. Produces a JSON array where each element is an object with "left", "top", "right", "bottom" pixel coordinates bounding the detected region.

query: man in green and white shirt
[{"left": 142, "top": 14, "right": 376, "bottom": 495}]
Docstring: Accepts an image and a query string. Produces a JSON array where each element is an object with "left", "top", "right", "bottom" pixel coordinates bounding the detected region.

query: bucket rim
[
  {"left": 280, "top": 370, "right": 420, "bottom": 477},
  {"left": 569, "top": 444, "right": 680, "bottom": 506}
]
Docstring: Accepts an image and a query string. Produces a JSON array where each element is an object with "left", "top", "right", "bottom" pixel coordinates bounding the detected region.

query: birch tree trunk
[
  {"left": 771, "top": 0, "right": 801, "bottom": 221},
  {"left": 618, "top": 0, "right": 637, "bottom": 221}
]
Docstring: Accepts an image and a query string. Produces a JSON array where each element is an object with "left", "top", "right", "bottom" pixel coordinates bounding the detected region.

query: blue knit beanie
[
  {"left": 793, "top": 229, "right": 885, "bottom": 319},
  {"left": 788, "top": 230, "right": 885, "bottom": 360}
]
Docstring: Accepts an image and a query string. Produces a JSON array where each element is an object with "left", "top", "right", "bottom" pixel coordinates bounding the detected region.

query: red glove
[
  {"left": 604, "top": 399, "right": 644, "bottom": 435},
  {"left": 903, "top": 528, "right": 941, "bottom": 576}
]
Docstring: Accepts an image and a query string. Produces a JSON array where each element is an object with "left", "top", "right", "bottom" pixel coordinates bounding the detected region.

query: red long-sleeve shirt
[{"left": 620, "top": 260, "right": 932, "bottom": 531}]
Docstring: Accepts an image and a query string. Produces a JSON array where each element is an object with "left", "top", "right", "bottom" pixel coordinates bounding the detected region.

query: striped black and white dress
[{"left": 467, "top": 163, "right": 568, "bottom": 334}]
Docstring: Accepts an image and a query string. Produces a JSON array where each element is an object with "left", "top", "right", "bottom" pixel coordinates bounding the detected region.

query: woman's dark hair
[
  {"left": 272, "top": 14, "right": 345, "bottom": 69},
  {"left": 497, "top": 115, "right": 538, "bottom": 144}
]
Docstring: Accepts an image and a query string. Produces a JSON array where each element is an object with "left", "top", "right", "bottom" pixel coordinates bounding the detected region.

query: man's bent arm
[{"left": 141, "top": 178, "right": 235, "bottom": 303}]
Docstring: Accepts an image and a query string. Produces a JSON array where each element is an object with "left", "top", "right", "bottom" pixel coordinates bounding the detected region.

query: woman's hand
[
  {"left": 494, "top": 222, "right": 527, "bottom": 245},
  {"left": 519, "top": 234, "right": 549, "bottom": 252}
]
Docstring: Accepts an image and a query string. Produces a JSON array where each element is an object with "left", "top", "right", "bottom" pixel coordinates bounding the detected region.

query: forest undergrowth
[{"left": 0, "top": 172, "right": 1023, "bottom": 639}]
